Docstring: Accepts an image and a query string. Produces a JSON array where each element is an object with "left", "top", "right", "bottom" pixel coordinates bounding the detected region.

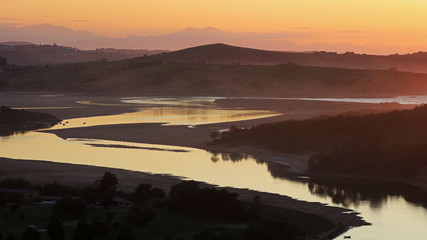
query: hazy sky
[{"left": 1, "top": 0, "right": 427, "bottom": 51}]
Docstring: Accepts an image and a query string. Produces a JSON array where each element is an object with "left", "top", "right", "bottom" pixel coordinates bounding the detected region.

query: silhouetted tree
[
  {"left": 5, "top": 233, "right": 15, "bottom": 240},
  {"left": 47, "top": 216, "right": 65, "bottom": 240},
  {"left": 134, "top": 184, "right": 152, "bottom": 203},
  {"left": 73, "top": 219, "right": 92, "bottom": 240},
  {"left": 117, "top": 233, "right": 134, "bottom": 240},
  {"left": 125, "top": 206, "right": 156, "bottom": 228},
  {"left": 22, "top": 228, "right": 39, "bottom": 240},
  {"left": 95, "top": 172, "right": 119, "bottom": 207},
  {"left": 132, "top": 184, "right": 165, "bottom": 204},
  {"left": 53, "top": 197, "right": 87, "bottom": 219},
  {"left": 96, "top": 172, "right": 119, "bottom": 193},
  {"left": 149, "top": 188, "right": 165, "bottom": 198},
  {"left": 91, "top": 220, "right": 108, "bottom": 240}
]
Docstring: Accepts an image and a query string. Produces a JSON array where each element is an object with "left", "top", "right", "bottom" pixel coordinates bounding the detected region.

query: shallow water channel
[{"left": 1, "top": 97, "right": 427, "bottom": 240}]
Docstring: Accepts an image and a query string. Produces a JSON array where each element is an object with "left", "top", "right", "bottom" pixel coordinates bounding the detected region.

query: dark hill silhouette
[
  {"left": 213, "top": 105, "right": 427, "bottom": 177},
  {"left": 144, "top": 43, "right": 427, "bottom": 73},
  {"left": 3, "top": 56, "right": 427, "bottom": 97}
]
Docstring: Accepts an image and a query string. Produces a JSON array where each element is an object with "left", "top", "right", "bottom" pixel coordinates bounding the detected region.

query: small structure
[
  {"left": 0, "top": 188, "right": 40, "bottom": 201},
  {"left": 112, "top": 197, "right": 132, "bottom": 208}
]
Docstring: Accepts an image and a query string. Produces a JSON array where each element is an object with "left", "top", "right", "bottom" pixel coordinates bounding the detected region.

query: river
[{"left": 1, "top": 96, "right": 427, "bottom": 240}]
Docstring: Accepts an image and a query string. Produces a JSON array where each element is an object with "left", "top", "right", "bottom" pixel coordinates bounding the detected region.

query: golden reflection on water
[
  {"left": 1, "top": 134, "right": 427, "bottom": 239},
  {"left": 49, "top": 107, "right": 280, "bottom": 130},
  {"left": 0, "top": 132, "right": 293, "bottom": 192},
  {"left": 3, "top": 96, "right": 427, "bottom": 239}
]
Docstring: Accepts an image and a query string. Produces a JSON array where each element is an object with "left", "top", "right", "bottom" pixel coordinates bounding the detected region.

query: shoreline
[
  {"left": 0, "top": 157, "right": 368, "bottom": 238},
  {"left": 1, "top": 92, "right": 420, "bottom": 238}
]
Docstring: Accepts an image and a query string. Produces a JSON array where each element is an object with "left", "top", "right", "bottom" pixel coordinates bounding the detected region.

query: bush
[
  {"left": 91, "top": 220, "right": 109, "bottom": 240},
  {"left": 245, "top": 217, "right": 299, "bottom": 240},
  {"left": 53, "top": 197, "right": 87, "bottom": 219},
  {"left": 22, "top": 228, "right": 39, "bottom": 240},
  {"left": 47, "top": 216, "right": 65, "bottom": 240},
  {"left": 73, "top": 219, "right": 92, "bottom": 240},
  {"left": 125, "top": 206, "right": 156, "bottom": 228},
  {"left": 0, "top": 178, "right": 32, "bottom": 189},
  {"left": 169, "top": 181, "right": 246, "bottom": 220}
]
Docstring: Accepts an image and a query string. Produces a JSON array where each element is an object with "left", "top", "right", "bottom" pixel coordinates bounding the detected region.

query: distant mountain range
[{"left": 0, "top": 23, "right": 416, "bottom": 54}]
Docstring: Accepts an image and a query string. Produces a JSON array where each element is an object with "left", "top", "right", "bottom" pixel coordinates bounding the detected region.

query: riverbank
[
  {"left": 0, "top": 157, "right": 368, "bottom": 237},
  {"left": 1, "top": 92, "right": 417, "bottom": 238}
]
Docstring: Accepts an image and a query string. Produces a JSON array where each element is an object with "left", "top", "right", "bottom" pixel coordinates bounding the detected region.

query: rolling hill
[
  {"left": 2, "top": 50, "right": 427, "bottom": 97},
  {"left": 2, "top": 44, "right": 427, "bottom": 97},
  {"left": 0, "top": 43, "right": 166, "bottom": 65},
  {"left": 143, "top": 44, "right": 427, "bottom": 73}
]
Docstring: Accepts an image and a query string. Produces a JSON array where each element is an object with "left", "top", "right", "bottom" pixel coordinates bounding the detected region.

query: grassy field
[{"left": 0, "top": 203, "right": 333, "bottom": 240}]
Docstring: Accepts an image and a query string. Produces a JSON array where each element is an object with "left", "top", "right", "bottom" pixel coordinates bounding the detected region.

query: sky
[{"left": 1, "top": 0, "right": 427, "bottom": 53}]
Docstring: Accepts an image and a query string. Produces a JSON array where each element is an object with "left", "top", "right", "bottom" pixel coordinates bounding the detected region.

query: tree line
[{"left": 211, "top": 105, "right": 427, "bottom": 176}]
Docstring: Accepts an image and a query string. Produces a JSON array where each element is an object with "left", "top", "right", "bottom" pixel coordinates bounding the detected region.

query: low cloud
[
  {"left": 69, "top": 19, "right": 91, "bottom": 23},
  {"left": 0, "top": 17, "right": 18, "bottom": 21},
  {"left": 0, "top": 22, "right": 23, "bottom": 27}
]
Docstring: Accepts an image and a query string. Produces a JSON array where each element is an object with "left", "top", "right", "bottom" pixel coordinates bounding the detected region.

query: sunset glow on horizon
[{"left": 1, "top": 0, "right": 427, "bottom": 53}]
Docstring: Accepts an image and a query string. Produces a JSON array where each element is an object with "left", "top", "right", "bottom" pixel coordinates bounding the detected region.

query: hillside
[
  {"left": 0, "top": 43, "right": 166, "bottom": 65},
  {"left": 0, "top": 106, "right": 60, "bottom": 135},
  {"left": 143, "top": 44, "right": 427, "bottom": 73},
  {"left": 212, "top": 105, "right": 427, "bottom": 177},
  {"left": 2, "top": 56, "right": 427, "bottom": 97}
]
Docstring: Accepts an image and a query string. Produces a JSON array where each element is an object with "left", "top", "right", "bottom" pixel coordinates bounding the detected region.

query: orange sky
[{"left": 1, "top": 0, "right": 427, "bottom": 51}]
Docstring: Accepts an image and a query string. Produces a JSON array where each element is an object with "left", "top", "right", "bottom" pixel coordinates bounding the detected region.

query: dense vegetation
[
  {"left": 0, "top": 174, "right": 334, "bottom": 240},
  {"left": 212, "top": 105, "right": 427, "bottom": 177},
  {"left": 0, "top": 106, "right": 60, "bottom": 135}
]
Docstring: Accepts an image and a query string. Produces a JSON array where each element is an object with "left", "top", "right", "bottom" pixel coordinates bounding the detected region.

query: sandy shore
[{"left": 2, "top": 91, "right": 415, "bottom": 237}]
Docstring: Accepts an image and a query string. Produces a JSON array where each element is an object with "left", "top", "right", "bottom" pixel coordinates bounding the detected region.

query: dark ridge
[
  {"left": 142, "top": 43, "right": 427, "bottom": 73},
  {"left": 0, "top": 106, "right": 60, "bottom": 136},
  {"left": 213, "top": 105, "right": 427, "bottom": 177}
]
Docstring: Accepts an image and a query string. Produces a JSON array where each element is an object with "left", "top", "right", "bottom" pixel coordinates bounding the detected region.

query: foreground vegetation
[
  {"left": 0, "top": 106, "right": 60, "bottom": 136},
  {"left": 0, "top": 174, "right": 334, "bottom": 240},
  {"left": 212, "top": 105, "right": 427, "bottom": 177}
]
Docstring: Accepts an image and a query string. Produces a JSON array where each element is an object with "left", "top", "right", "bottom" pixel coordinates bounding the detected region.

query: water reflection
[
  {"left": 121, "top": 96, "right": 223, "bottom": 107},
  {"left": 47, "top": 106, "right": 279, "bottom": 130},
  {"left": 307, "top": 178, "right": 427, "bottom": 209},
  {"left": 3, "top": 96, "right": 427, "bottom": 239},
  {"left": 210, "top": 151, "right": 427, "bottom": 210},
  {"left": 209, "top": 151, "right": 298, "bottom": 181},
  {"left": 2, "top": 132, "right": 427, "bottom": 239}
]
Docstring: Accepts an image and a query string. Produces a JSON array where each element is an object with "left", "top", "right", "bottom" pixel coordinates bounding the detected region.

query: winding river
[{"left": 1, "top": 96, "right": 427, "bottom": 240}]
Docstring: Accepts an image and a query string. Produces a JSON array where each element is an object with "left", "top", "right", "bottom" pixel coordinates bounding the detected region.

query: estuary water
[{"left": 1, "top": 96, "right": 427, "bottom": 240}]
